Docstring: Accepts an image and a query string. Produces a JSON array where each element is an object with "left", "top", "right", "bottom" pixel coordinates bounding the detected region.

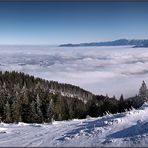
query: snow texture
[{"left": 1, "top": 103, "right": 148, "bottom": 147}]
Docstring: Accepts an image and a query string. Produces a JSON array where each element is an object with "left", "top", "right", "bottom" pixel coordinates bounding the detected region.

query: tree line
[{"left": 0, "top": 71, "right": 144, "bottom": 123}]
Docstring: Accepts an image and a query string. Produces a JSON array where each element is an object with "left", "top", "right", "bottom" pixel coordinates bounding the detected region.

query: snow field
[{"left": 1, "top": 103, "right": 148, "bottom": 146}]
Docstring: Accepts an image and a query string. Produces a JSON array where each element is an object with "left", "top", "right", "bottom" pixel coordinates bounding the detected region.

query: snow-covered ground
[{"left": 1, "top": 103, "right": 148, "bottom": 147}]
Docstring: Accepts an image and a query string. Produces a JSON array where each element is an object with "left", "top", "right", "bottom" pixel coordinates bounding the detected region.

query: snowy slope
[{"left": 1, "top": 104, "right": 148, "bottom": 147}]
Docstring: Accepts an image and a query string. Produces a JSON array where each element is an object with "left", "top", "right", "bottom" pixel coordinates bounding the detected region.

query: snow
[
  {"left": 49, "top": 89, "right": 87, "bottom": 103},
  {"left": 1, "top": 103, "right": 148, "bottom": 146}
]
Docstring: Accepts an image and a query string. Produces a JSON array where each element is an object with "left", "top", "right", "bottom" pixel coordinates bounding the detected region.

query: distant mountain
[
  {"left": 133, "top": 43, "right": 148, "bottom": 48},
  {"left": 59, "top": 39, "right": 148, "bottom": 47}
]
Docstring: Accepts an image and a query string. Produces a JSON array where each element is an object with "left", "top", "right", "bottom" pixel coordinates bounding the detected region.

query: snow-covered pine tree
[
  {"left": 36, "top": 94, "right": 43, "bottom": 119},
  {"left": 11, "top": 100, "right": 22, "bottom": 123},
  {"left": 138, "top": 81, "right": 148, "bottom": 102},
  {"left": 30, "top": 101, "right": 37, "bottom": 122},
  {"left": 4, "top": 101, "right": 11, "bottom": 123},
  {"left": 46, "top": 99, "right": 53, "bottom": 122},
  {"left": 119, "top": 94, "right": 124, "bottom": 101}
]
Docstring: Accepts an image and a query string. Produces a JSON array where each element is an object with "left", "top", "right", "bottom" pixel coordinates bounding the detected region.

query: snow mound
[
  {"left": 17, "top": 122, "right": 29, "bottom": 126},
  {"left": 0, "top": 128, "right": 7, "bottom": 134}
]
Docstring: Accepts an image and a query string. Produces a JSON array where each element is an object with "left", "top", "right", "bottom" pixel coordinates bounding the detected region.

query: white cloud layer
[{"left": 0, "top": 45, "right": 148, "bottom": 98}]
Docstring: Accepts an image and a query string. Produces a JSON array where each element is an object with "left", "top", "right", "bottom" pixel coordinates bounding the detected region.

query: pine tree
[
  {"left": 120, "top": 94, "right": 124, "bottom": 101},
  {"left": 139, "top": 81, "right": 148, "bottom": 102},
  {"left": 46, "top": 99, "right": 53, "bottom": 122},
  {"left": 36, "top": 94, "right": 43, "bottom": 122},
  {"left": 4, "top": 101, "right": 11, "bottom": 123},
  {"left": 30, "top": 101, "right": 37, "bottom": 123},
  {"left": 11, "top": 98, "right": 22, "bottom": 123}
]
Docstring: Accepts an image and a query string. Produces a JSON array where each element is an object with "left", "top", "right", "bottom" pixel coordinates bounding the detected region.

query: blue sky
[{"left": 0, "top": 2, "right": 148, "bottom": 45}]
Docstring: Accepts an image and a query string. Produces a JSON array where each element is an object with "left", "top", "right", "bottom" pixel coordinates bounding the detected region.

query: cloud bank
[{"left": 0, "top": 45, "right": 148, "bottom": 98}]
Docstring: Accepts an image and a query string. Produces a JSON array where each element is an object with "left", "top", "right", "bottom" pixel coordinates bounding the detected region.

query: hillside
[
  {"left": 1, "top": 103, "right": 148, "bottom": 147},
  {"left": 0, "top": 71, "right": 135, "bottom": 123}
]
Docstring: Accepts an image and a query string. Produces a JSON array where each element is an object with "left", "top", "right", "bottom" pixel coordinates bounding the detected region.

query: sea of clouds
[{"left": 0, "top": 45, "right": 148, "bottom": 98}]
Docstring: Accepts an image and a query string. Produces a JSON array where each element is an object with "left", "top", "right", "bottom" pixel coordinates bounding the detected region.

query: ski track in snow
[{"left": 1, "top": 104, "right": 148, "bottom": 146}]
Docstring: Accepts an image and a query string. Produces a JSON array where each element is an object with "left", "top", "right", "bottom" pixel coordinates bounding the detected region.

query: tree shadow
[{"left": 56, "top": 113, "right": 126, "bottom": 141}]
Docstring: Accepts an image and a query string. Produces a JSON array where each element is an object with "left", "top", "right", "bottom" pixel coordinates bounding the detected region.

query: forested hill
[
  {"left": 0, "top": 71, "right": 141, "bottom": 123},
  {"left": 0, "top": 71, "right": 93, "bottom": 102}
]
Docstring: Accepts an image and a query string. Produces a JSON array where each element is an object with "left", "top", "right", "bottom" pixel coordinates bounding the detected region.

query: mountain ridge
[{"left": 59, "top": 39, "right": 148, "bottom": 47}]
